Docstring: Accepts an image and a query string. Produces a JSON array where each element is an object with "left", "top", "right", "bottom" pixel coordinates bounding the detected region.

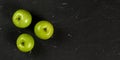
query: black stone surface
[{"left": 0, "top": 0, "right": 120, "bottom": 60}]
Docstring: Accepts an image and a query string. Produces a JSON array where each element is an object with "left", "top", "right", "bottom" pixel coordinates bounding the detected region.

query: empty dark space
[{"left": 0, "top": 0, "right": 120, "bottom": 60}]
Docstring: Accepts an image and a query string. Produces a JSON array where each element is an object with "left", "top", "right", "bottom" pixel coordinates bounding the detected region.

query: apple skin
[
  {"left": 12, "top": 9, "right": 32, "bottom": 28},
  {"left": 16, "top": 33, "right": 34, "bottom": 52},
  {"left": 34, "top": 20, "right": 54, "bottom": 40}
]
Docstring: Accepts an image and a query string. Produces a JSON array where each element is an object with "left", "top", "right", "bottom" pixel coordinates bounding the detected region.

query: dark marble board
[{"left": 0, "top": 0, "right": 120, "bottom": 60}]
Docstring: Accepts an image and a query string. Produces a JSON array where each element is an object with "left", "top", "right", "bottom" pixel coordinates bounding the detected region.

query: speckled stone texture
[{"left": 0, "top": 0, "right": 120, "bottom": 60}]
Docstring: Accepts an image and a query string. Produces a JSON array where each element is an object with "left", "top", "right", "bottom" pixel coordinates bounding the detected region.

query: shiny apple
[
  {"left": 16, "top": 33, "right": 34, "bottom": 52},
  {"left": 34, "top": 20, "right": 54, "bottom": 40},
  {"left": 12, "top": 9, "right": 32, "bottom": 28}
]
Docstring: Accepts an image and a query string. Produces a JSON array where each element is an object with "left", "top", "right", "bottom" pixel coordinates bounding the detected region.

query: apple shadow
[
  {"left": 26, "top": 37, "right": 47, "bottom": 58},
  {"left": 27, "top": 13, "right": 46, "bottom": 32},
  {"left": 26, "top": 27, "right": 67, "bottom": 58},
  {"left": 44, "top": 26, "right": 67, "bottom": 47}
]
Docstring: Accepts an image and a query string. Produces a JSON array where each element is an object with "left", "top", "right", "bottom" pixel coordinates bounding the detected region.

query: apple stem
[
  {"left": 17, "top": 15, "right": 21, "bottom": 21},
  {"left": 44, "top": 28, "right": 47, "bottom": 32},
  {"left": 18, "top": 17, "right": 21, "bottom": 20},
  {"left": 21, "top": 42, "right": 25, "bottom": 46}
]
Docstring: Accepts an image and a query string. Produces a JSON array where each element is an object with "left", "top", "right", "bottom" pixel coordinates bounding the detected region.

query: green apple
[
  {"left": 12, "top": 9, "right": 32, "bottom": 28},
  {"left": 16, "top": 33, "right": 34, "bottom": 52},
  {"left": 34, "top": 20, "right": 54, "bottom": 40}
]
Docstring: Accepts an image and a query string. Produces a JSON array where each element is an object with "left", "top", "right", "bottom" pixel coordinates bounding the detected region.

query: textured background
[{"left": 0, "top": 0, "right": 120, "bottom": 60}]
